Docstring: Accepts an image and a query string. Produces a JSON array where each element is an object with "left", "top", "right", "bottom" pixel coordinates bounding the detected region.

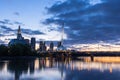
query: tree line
[{"left": 0, "top": 44, "right": 37, "bottom": 56}]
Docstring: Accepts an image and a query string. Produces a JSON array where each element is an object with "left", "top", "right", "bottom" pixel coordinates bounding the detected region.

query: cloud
[
  {"left": 0, "top": 19, "right": 25, "bottom": 26},
  {"left": 0, "top": 25, "right": 44, "bottom": 37},
  {"left": 0, "top": 19, "right": 13, "bottom": 25},
  {"left": 14, "top": 12, "right": 20, "bottom": 16},
  {"left": 14, "top": 21, "right": 25, "bottom": 26},
  {"left": 19, "top": 29, "right": 44, "bottom": 35},
  {"left": 44, "top": 0, "right": 120, "bottom": 44},
  {"left": 1, "top": 25, "right": 14, "bottom": 31}
]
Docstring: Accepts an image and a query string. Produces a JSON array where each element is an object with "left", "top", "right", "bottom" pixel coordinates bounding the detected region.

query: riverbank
[{"left": 0, "top": 51, "right": 120, "bottom": 59}]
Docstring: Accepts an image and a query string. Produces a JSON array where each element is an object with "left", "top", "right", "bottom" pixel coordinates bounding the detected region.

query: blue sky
[
  {"left": 0, "top": 0, "right": 66, "bottom": 41},
  {"left": 0, "top": 0, "right": 120, "bottom": 50},
  {"left": 0, "top": 0, "right": 59, "bottom": 29}
]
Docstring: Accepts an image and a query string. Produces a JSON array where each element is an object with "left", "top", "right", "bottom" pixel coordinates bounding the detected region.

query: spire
[
  {"left": 17, "top": 25, "right": 23, "bottom": 40},
  {"left": 61, "top": 23, "right": 64, "bottom": 45},
  {"left": 18, "top": 25, "right": 21, "bottom": 34}
]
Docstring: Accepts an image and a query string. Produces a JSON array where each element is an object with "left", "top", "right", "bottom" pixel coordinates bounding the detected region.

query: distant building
[
  {"left": 43, "top": 42, "right": 47, "bottom": 51},
  {"left": 39, "top": 41, "right": 43, "bottom": 51},
  {"left": 49, "top": 42, "right": 54, "bottom": 51},
  {"left": 39, "top": 41, "right": 46, "bottom": 52},
  {"left": 25, "top": 39, "right": 29, "bottom": 44},
  {"left": 31, "top": 37, "right": 36, "bottom": 50},
  {"left": 9, "top": 26, "right": 29, "bottom": 46},
  {"left": 57, "top": 41, "right": 62, "bottom": 48},
  {"left": 56, "top": 23, "right": 67, "bottom": 51},
  {"left": 56, "top": 41, "right": 66, "bottom": 51}
]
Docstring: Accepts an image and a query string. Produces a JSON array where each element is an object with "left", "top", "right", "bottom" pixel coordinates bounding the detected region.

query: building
[
  {"left": 9, "top": 26, "right": 29, "bottom": 46},
  {"left": 49, "top": 41, "right": 54, "bottom": 51},
  {"left": 39, "top": 41, "right": 46, "bottom": 52},
  {"left": 25, "top": 39, "right": 29, "bottom": 44},
  {"left": 56, "top": 41, "right": 66, "bottom": 51},
  {"left": 56, "top": 23, "right": 67, "bottom": 51},
  {"left": 31, "top": 37, "right": 36, "bottom": 50},
  {"left": 57, "top": 41, "right": 62, "bottom": 48}
]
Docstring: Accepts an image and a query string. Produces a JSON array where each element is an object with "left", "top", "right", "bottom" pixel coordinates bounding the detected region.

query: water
[{"left": 0, "top": 57, "right": 120, "bottom": 80}]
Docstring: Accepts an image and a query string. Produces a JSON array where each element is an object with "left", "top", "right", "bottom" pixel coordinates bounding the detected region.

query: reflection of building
[
  {"left": 31, "top": 37, "right": 36, "bottom": 50},
  {"left": 9, "top": 26, "right": 29, "bottom": 45},
  {"left": 39, "top": 41, "right": 46, "bottom": 51}
]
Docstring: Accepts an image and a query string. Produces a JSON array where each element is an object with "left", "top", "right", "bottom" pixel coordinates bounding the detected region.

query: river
[{"left": 0, "top": 57, "right": 120, "bottom": 80}]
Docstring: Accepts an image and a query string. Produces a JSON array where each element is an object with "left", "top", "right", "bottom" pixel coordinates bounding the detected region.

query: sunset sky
[{"left": 0, "top": 0, "right": 120, "bottom": 50}]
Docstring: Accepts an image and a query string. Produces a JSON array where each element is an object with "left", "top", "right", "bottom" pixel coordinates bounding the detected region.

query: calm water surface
[{"left": 0, "top": 57, "right": 120, "bottom": 80}]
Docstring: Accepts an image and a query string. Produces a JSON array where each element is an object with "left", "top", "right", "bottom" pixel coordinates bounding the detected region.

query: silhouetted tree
[
  {"left": 0, "top": 45, "right": 8, "bottom": 56},
  {"left": 9, "top": 43, "right": 32, "bottom": 56}
]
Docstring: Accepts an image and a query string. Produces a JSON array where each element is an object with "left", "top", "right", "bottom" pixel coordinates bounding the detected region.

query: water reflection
[{"left": 0, "top": 57, "right": 120, "bottom": 80}]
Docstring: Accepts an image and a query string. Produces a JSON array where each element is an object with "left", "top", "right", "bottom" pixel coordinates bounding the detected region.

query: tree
[
  {"left": 0, "top": 45, "right": 8, "bottom": 56},
  {"left": 9, "top": 43, "right": 32, "bottom": 56}
]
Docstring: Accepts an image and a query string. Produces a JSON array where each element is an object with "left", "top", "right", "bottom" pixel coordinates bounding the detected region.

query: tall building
[
  {"left": 39, "top": 41, "right": 46, "bottom": 52},
  {"left": 57, "top": 41, "right": 62, "bottom": 48},
  {"left": 43, "top": 42, "right": 46, "bottom": 51},
  {"left": 31, "top": 37, "right": 36, "bottom": 50},
  {"left": 57, "top": 41, "right": 66, "bottom": 51},
  {"left": 49, "top": 42, "right": 54, "bottom": 51},
  {"left": 17, "top": 25, "right": 24, "bottom": 40},
  {"left": 39, "top": 41, "right": 43, "bottom": 51},
  {"left": 9, "top": 26, "right": 29, "bottom": 46},
  {"left": 25, "top": 39, "right": 29, "bottom": 44},
  {"left": 56, "top": 23, "right": 67, "bottom": 51}
]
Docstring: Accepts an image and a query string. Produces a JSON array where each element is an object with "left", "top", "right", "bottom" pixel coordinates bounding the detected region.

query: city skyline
[{"left": 0, "top": 0, "right": 120, "bottom": 51}]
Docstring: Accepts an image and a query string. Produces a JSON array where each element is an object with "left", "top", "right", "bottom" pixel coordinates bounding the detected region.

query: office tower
[
  {"left": 50, "top": 41, "right": 54, "bottom": 51},
  {"left": 39, "top": 41, "right": 43, "bottom": 51},
  {"left": 57, "top": 41, "right": 62, "bottom": 48},
  {"left": 31, "top": 37, "right": 36, "bottom": 50},
  {"left": 43, "top": 41, "right": 46, "bottom": 51},
  {"left": 39, "top": 41, "right": 46, "bottom": 51}
]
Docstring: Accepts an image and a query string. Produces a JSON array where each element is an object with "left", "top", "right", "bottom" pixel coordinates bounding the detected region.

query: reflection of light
[
  {"left": 27, "top": 67, "right": 30, "bottom": 75},
  {"left": 34, "top": 59, "right": 39, "bottom": 69},
  {"left": 0, "top": 62, "right": 14, "bottom": 79},
  {"left": 94, "top": 57, "right": 120, "bottom": 63},
  {"left": 46, "top": 59, "right": 50, "bottom": 67},
  {"left": 0, "top": 72, "right": 14, "bottom": 80},
  {"left": 0, "top": 61, "right": 14, "bottom": 80},
  {"left": 3, "top": 62, "right": 8, "bottom": 72},
  {"left": 84, "top": 57, "right": 91, "bottom": 62},
  {"left": 109, "top": 67, "right": 112, "bottom": 73},
  {"left": 21, "top": 69, "right": 63, "bottom": 80},
  {"left": 70, "top": 57, "right": 120, "bottom": 71}
]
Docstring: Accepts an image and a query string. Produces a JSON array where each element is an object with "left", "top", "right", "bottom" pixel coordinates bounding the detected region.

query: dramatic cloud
[
  {"left": 0, "top": 25, "right": 44, "bottom": 37},
  {"left": 0, "top": 18, "right": 44, "bottom": 36},
  {"left": 0, "top": 19, "right": 13, "bottom": 25},
  {"left": 14, "top": 21, "right": 25, "bottom": 26},
  {"left": 19, "top": 29, "right": 44, "bottom": 35},
  {"left": 44, "top": 0, "right": 120, "bottom": 44},
  {"left": 0, "top": 19, "right": 24, "bottom": 26}
]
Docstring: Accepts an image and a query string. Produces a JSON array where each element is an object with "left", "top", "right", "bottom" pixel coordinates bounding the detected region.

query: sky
[{"left": 0, "top": 0, "right": 120, "bottom": 50}]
